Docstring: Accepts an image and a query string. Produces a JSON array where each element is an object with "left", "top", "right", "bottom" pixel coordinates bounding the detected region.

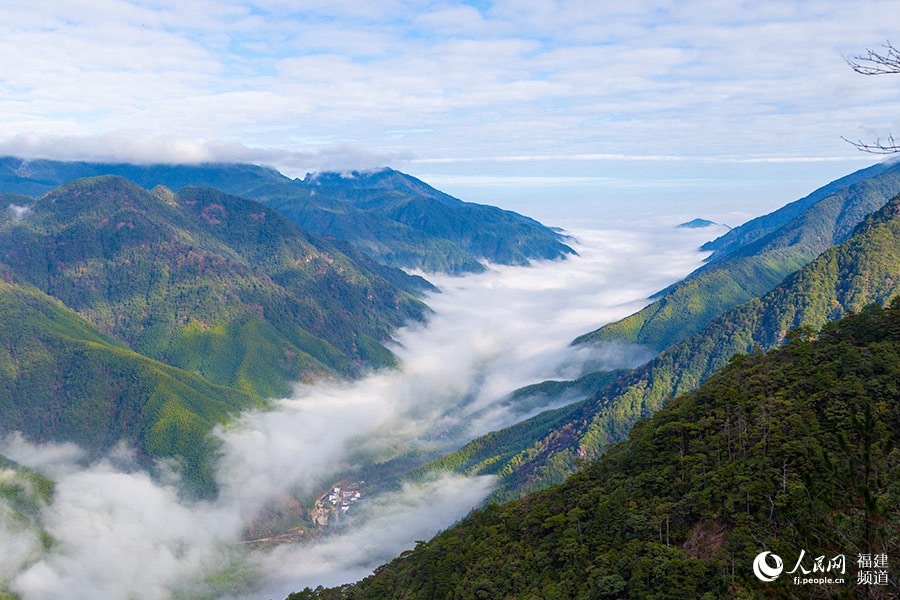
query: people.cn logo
[{"left": 753, "top": 551, "right": 784, "bottom": 582}]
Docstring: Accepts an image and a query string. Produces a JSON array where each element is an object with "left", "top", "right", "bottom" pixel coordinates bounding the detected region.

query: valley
[
  {"left": 1, "top": 157, "right": 898, "bottom": 599},
  {"left": 3, "top": 5, "right": 899, "bottom": 599},
  {"left": 0, "top": 162, "right": 707, "bottom": 597}
]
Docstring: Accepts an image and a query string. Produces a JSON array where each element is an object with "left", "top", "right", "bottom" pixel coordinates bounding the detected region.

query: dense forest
[{"left": 291, "top": 300, "right": 900, "bottom": 599}]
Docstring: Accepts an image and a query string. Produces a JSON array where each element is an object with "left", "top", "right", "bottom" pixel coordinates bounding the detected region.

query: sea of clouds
[{"left": 0, "top": 222, "right": 722, "bottom": 600}]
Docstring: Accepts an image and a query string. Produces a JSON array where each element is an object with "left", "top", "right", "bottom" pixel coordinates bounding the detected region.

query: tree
[{"left": 843, "top": 41, "right": 900, "bottom": 153}]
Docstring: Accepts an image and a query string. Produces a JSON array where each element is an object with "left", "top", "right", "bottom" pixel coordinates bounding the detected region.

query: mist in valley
[{"left": 0, "top": 222, "right": 724, "bottom": 600}]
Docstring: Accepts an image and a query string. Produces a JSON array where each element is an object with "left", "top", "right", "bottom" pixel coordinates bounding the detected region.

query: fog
[
  {"left": 241, "top": 474, "right": 499, "bottom": 599},
  {"left": 0, "top": 222, "right": 722, "bottom": 599},
  {"left": 6, "top": 204, "right": 33, "bottom": 222}
]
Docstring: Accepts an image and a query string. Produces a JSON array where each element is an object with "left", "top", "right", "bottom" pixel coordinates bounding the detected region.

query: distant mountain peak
[{"left": 676, "top": 218, "right": 722, "bottom": 229}]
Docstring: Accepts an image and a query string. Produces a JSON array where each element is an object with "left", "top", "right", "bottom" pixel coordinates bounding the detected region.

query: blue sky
[{"left": 1, "top": 1, "right": 899, "bottom": 224}]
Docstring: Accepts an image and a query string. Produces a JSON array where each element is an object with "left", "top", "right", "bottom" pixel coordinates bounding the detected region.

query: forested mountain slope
[
  {"left": 425, "top": 194, "right": 900, "bottom": 501},
  {"left": 0, "top": 276, "right": 263, "bottom": 494},
  {"left": 575, "top": 160, "right": 900, "bottom": 353},
  {"left": 0, "top": 176, "right": 444, "bottom": 494},
  {"left": 295, "top": 169, "right": 576, "bottom": 269},
  {"left": 0, "top": 453, "right": 54, "bottom": 557},
  {"left": 0, "top": 157, "right": 574, "bottom": 274},
  {"left": 701, "top": 159, "right": 897, "bottom": 260},
  {"left": 295, "top": 301, "right": 900, "bottom": 599},
  {"left": 0, "top": 177, "right": 428, "bottom": 397}
]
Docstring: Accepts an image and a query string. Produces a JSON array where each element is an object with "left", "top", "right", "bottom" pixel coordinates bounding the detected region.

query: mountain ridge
[
  {"left": 0, "top": 157, "right": 575, "bottom": 274},
  {"left": 0, "top": 274, "right": 265, "bottom": 494},
  {"left": 0, "top": 176, "right": 426, "bottom": 393},
  {"left": 0, "top": 175, "right": 441, "bottom": 494},
  {"left": 574, "top": 160, "right": 900, "bottom": 353}
]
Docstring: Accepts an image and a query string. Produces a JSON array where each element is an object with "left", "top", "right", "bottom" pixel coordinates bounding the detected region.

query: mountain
[
  {"left": 0, "top": 157, "right": 575, "bottom": 274},
  {"left": 424, "top": 192, "right": 900, "bottom": 501},
  {"left": 297, "top": 169, "right": 576, "bottom": 269},
  {"left": 701, "top": 159, "right": 898, "bottom": 261},
  {"left": 0, "top": 275, "right": 263, "bottom": 494},
  {"left": 293, "top": 301, "right": 900, "bottom": 599},
  {"left": 0, "top": 452, "right": 54, "bottom": 560},
  {"left": 0, "top": 176, "right": 446, "bottom": 493},
  {"left": 0, "top": 177, "right": 428, "bottom": 397},
  {"left": 574, "top": 160, "right": 900, "bottom": 353},
  {"left": 676, "top": 218, "right": 720, "bottom": 229}
]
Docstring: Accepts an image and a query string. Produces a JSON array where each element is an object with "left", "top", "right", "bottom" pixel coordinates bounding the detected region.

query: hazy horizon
[{"left": 1, "top": 1, "right": 898, "bottom": 217}]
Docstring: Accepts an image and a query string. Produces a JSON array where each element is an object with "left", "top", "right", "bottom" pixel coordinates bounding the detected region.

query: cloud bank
[
  {"left": 0, "top": 132, "right": 413, "bottom": 175},
  {"left": 0, "top": 1, "right": 897, "bottom": 183},
  {"left": 0, "top": 222, "right": 720, "bottom": 599}
]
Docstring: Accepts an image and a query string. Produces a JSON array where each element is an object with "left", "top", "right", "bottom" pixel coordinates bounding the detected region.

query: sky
[{"left": 2, "top": 1, "right": 899, "bottom": 225}]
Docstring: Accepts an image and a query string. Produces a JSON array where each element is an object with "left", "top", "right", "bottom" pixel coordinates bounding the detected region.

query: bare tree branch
[
  {"left": 842, "top": 135, "right": 900, "bottom": 154},
  {"left": 845, "top": 41, "right": 900, "bottom": 75},
  {"left": 844, "top": 41, "right": 900, "bottom": 153}
]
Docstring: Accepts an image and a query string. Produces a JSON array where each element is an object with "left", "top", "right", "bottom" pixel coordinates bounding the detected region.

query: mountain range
[
  {"left": 575, "top": 158, "right": 900, "bottom": 353},
  {"left": 0, "top": 160, "right": 575, "bottom": 495},
  {"left": 0, "top": 174, "right": 426, "bottom": 493},
  {"left": 0, "top": 157, "right": 575, "bottom": 274},
  {"left": 1, "top": 155, "right": 899, "bottom": 597}
]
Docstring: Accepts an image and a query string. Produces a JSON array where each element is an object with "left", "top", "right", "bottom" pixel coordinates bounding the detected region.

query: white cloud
[
  {"left": 0, "top": 222, "right": 720, "bottom": 598},
  {"left": 0, "top": 433, "right": 86, "bottom": 478},
  {"left": 245, "top": 474, "right": 497, "bottom": 597},
  {"left": 1, "top": 0, "right": 897, "bottom": 180},
  {"left": 6, "top": 204, "right": 33, "bottom": 222},
  {"left": 10, "top": 467, "right": 240, "bottom": 600},
  {"left": 0, "top": 131, "right": 412, "bottom": 175},
  {"left": 413, "top": 4, "right": 489, "bottom": 35}
]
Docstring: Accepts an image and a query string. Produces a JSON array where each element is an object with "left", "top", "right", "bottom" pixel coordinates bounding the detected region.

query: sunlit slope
[
  {"left": 0, "top": 452, "right": 55, "bottom": 574},
  {"left": 702, "top": 160, "right": 897, "bottom": 259},
  {"left": 0, "top": 157, "right": 575, "bottom": 274},
  {"left": 0, "top": 454, "right": 54, "bottom": 519},
  {"left": 0, "top": 177, "right": 428, "bottom": 397},
  {"left": 426, "top": 193, "right": 900, "bottom": 501},
  {"left": 574, "top": 160, "right": 900, "bottom": 352},
  {"left": 0, "top": 277, "right": 263, "bottom": 493},
  {"left": 299, "top": 302, "right": 900, "bottom": 599},
  {"left": 298, "top": 169, "right": 577, "bottom": 269}
]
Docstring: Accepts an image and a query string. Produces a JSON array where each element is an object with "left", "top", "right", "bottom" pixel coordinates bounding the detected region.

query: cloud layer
[
  {"left": 0, "top": 222, "right": 725, "bottom": 598},
  {"left": 0, "top": 1, "right": 897, "bottom": 181}
]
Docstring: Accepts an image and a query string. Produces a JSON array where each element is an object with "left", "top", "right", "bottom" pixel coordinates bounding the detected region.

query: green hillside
[
  {"left": 0, "top": 452, "right": 55, "bottom": 581},
  {"left": 0, "top": 277, "right": 263, "bottom": 494},
  {"left": 0, "top": 158, "right": 574, "bottom": 274},
  {"left": 294, "top": 301, "right": 900, "bottom": 599},
  {"left": 0, "top": 453, "right": 54, "bottom": 530},
  {"left": 0, "top": 177, "right": 427, "bottom": 398},
  {"left": 0, "top": 176, "right": 440, "bottom": 494},
  {"left": 574, "top": 160, "right": 900, "bottom": 353},
  {"left": 426, "top": 194, "right": 900, "bottom": 502},
  {"left": 701, "top": 160, "right": 896, "bottom": 260}
]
